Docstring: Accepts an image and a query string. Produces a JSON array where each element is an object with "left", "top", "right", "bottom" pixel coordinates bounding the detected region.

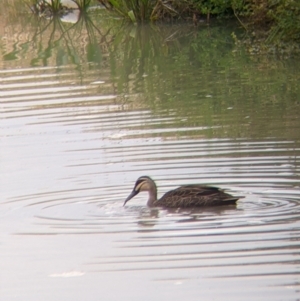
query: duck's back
[{"left": 154, "top": 185, "right": 239, "bottom": 208}]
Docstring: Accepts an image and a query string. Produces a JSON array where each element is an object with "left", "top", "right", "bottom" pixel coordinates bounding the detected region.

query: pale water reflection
[{"left": 1, "top": 7, "right": 300, "bottom": 301}]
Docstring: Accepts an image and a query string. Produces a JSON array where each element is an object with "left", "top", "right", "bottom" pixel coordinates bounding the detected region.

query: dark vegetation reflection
[{"left": 2, "top": 10, "right": 300, "bottom": 141}]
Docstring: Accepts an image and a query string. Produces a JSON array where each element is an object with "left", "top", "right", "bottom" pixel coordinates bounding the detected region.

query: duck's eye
[{"left": 135, "top": 180, "right": 146, "bottom": 192}]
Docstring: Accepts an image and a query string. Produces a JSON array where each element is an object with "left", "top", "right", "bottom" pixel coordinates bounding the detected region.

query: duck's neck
[{"left": 147, "top": 186, "right": 157, "bottom": 207}]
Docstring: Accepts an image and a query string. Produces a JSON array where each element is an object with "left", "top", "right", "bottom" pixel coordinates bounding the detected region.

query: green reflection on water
[
  {"left": 1, "top": 9, "right": 299, "bottom": 140},
  {"left": 107, "top": 24, "right": 299, "bottom": 140}
]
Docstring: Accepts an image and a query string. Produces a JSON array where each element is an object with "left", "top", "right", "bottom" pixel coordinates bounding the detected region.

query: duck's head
[{"left": 123, "top": 176, "right": 155, "bottom": 206}]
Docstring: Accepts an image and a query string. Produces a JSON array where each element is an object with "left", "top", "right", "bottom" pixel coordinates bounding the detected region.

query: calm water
[{"left": 1, "top": 6, "right": 300, "bottom": 301}]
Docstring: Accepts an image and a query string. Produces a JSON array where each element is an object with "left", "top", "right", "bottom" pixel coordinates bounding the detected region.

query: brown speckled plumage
[{"left": 124, "top": 176, "right": 242, "bottom": 208}]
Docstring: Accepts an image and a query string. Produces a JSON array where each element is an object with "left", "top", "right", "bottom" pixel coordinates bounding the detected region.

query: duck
[{"left": 123, "top": 176, "right": 243, "bottom": 208}]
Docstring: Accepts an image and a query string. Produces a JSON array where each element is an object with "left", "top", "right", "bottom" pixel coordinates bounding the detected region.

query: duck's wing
[{"left": 159, "top": 185, "right": 240, "bottom": 208}]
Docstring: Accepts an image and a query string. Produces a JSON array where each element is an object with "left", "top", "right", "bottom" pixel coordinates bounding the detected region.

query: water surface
[{"left": 1, "top": 7, "right": 300, "bottom": 301}]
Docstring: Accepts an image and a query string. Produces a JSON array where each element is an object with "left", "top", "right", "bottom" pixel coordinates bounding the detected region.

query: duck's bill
[{"left": 123, "top": 190, "right": 139, "bottom": 206}]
